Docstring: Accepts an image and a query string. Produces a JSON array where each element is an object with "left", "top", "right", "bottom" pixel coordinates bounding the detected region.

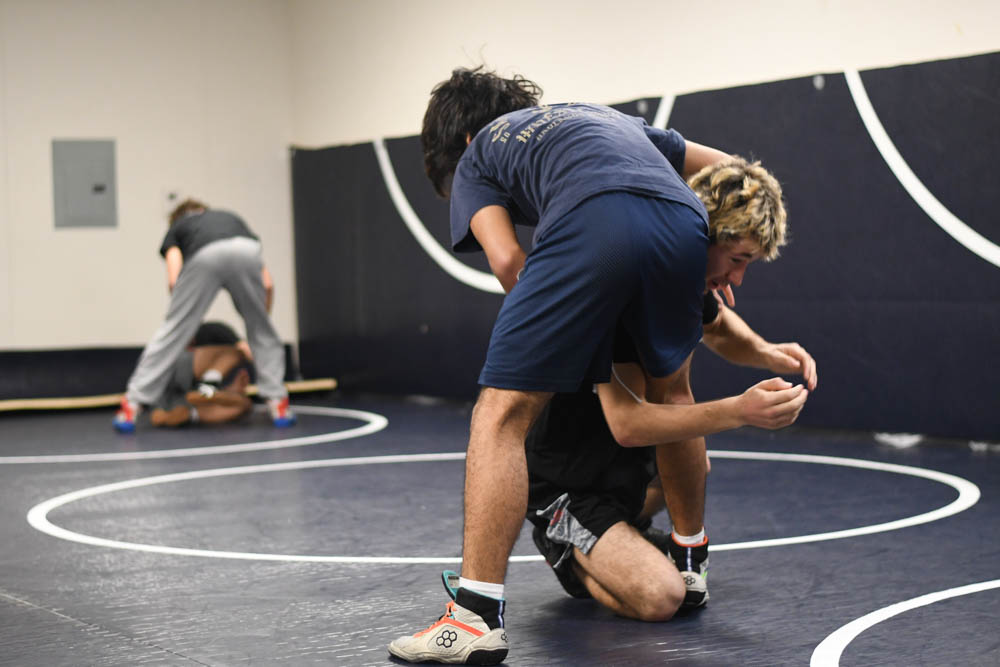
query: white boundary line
[
  {"left": 0, "top": 406, "right": 387, "bottom": 464},
  {"left": 706, "top": 450, "right": 980, "bottom": 551},
  {"left": 844, "top": 69, "right": 1000, "bottom": 268},
  {"left": 26, "top": 450, "right": 979, "bottom": 565},
  {"left": 372, "top": 138, "right": 504, "bottom": 294},
  {"left": 810, "top": 579, "right": 1000, "bottom": 666},
  {"left": 27, "top": 453, "right": 469, "bottom": 564}
]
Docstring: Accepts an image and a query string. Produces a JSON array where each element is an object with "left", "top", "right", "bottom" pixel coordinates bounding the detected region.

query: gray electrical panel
[{"left": 52, "top": 139, "right": 118, "bottom": 228}]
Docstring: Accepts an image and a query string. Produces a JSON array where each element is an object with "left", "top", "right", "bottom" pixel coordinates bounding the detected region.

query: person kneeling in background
[{"left": 150, "top": 321, "right": 255, "bottom": 428}]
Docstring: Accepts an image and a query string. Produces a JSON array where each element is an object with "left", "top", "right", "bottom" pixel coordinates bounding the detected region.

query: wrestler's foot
[
  {"left": 666, "top": 531, "right": 709, "bottom": 608},
  {"left": 644, "top": 528, "right": 710, "bottom": 607},
  {"left": 531, "top": 524, "right": 592, "bottom": 599},
  {"left": 112, "top": 397, "right": 140, "bottom": 433},
  {"left": 150, "top": 405, "right": 192, "bottom": 427},
  {"left": 388, "top": 588, "right": 508, "bottom": 665},
  {"left": 267, "top": 397, "right": 296, "bottom": 427}
]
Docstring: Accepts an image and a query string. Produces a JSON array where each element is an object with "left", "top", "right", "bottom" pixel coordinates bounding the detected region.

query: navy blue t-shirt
[
  {"left": 450, "top": 103, "right": 706, "bottom": 252},
  {"left": 159, "top": 209, "right": 258, "bottom": 259}
]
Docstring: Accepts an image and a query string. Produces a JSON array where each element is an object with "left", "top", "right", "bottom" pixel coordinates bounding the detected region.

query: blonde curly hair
[{"left": 687, "top": 157, "right": 787, "bottom": 261}]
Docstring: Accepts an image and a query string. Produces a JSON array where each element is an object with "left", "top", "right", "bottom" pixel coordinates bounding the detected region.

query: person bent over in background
[{"left": 113, "top": 199, "right": 294, "bottom": 432}]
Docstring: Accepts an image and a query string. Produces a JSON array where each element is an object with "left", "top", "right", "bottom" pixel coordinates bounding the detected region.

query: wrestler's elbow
[
  {"left": 606, "top": 414, "right": 647, "bottom": 448},
  {"left": 496, "top": 251, "right": 522, "bottom": 277},
  {"left": 489, "top": 252, "right": 525, "bottom": 292},
  {"left": 599, "top": 387, "right": 650, "bottom": 447}
]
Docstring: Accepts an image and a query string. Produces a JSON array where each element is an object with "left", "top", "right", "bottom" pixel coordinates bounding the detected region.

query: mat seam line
[{"left": 0, "top": 588, "right": 214, "bottom": 666}]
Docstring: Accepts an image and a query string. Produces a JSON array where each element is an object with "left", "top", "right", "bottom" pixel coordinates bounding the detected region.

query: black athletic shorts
[{"left": 526, "top": 390, "right": 655, "bottom": 564}]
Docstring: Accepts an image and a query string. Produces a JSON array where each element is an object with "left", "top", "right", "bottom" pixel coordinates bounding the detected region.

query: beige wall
[
  {"left": 1, "top": 0, "right": 998, "bottom": 351},
  {"left": 0, "top": 0, "right": 295, "bottom": 349},
  {"left": 289, "top": 0, "right": 1000, "bottom": 147}
]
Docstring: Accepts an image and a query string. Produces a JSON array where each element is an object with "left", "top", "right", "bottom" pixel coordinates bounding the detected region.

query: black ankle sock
[{"left": 455, "top": 588, "right": 505, "bottom": 630}]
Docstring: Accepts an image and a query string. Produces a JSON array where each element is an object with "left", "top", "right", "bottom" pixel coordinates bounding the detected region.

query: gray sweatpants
[{"left": 126, "top": 237, "right": 287, "bottom": 405}]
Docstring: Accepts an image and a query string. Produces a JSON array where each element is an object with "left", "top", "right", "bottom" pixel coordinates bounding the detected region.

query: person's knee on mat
[{"left": 630, "top": 574, "right": 685, "bottom": 622}]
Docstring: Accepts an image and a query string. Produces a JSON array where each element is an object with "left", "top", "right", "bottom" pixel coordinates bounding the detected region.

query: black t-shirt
[
  {"left": 526, "top": 293, "right": 720, "bottom": 492},
  {"left": 159, "top": 209, "right": 258, "bottom": 259}
]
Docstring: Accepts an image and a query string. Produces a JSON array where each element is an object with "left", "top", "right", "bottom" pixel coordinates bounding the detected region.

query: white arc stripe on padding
[
  {"left": 652, "top": 94, "right": 674, "bottom": 130},
  {"left": 810, "top": 579, "right": 1000, "bottom": 666},
  {"left": 373, "top": 138, "right": 504, "bottom": 293},
  {"left": 845, "top": 69, "right": 1000, "bottom": 268},
  {"left": 374, "top": 94, "right": 673, "bottom": 291}
]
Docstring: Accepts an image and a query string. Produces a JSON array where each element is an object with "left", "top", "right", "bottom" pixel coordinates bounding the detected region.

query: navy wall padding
[
  {"left": 291, "top": 53, "right": 999, "bottom": 440},
  {"left": 291, "top": 141, "right": 502, "bottom": 398},
  {"left": 0, "top": 348, "right": 143, "bottom": 400},
  {"left": 0, "top": 345, "right": 297, "bottom": 401}
]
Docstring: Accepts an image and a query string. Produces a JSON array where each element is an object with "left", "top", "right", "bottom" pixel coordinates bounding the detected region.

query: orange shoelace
[{"left": 412, "top": 601, "right": 483, "bottom": 639}]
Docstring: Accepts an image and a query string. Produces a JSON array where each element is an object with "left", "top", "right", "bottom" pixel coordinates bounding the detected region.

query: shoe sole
[
  {"left": 113, "top": 420, "right": 135, "bottom": 434},
  {"left": 387, "top": 646, "right": 508, "bottom": 665}
]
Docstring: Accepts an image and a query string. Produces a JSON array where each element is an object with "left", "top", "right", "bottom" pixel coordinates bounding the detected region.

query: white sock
[
  {"left": 672, "top": 528, "right": 706, "bottom": 546},
  {"left": 201, "top": 369, "right": 223, "bottom": 384},
  {"left": 458, "top": 577, "right": 505, "bottom": 600}
]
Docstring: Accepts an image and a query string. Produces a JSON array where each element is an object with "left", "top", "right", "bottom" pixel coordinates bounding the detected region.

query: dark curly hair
[{"left": 421, "top": 66, "right": 542, "bottom": 197}]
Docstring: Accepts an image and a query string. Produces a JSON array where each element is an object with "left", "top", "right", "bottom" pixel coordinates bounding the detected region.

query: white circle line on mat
[
  {"left": 0, "top": 406, "right": 387, "bottom": 463},
  {"left": 26, "top": 450, "right": 979, "bottom": 564},
  {"left": 705, "top": 450, "right": 979, "bottom": 551},
  {"left": 810, "top": 579, "right": 1000, "bottom": 666}
]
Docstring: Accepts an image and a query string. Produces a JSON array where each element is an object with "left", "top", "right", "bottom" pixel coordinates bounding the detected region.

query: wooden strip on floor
[{"left": 0, "top": 378, "right": 338, "bottom": 412}]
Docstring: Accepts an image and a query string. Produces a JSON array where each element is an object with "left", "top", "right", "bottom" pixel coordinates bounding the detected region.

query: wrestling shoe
[
  {"left": 531, "top": 524, "right": 591, "bottom": 599},
  {"left": 658, "top": 530, "right": 709, "bottom": 609},
  {"left": 387, "top": 588, "right": 508, "bottom": 665},
  {"left": 267, "top": 397, "right": 296, "bottom": 427},
  {"left": 112, "top": 397, "right": 140, "bottom": 433}
]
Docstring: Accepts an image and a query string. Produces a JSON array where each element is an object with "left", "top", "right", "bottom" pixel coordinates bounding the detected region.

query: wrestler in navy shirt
[{"left": 450, "top": 103, "right": 707, "bottom": 253}]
